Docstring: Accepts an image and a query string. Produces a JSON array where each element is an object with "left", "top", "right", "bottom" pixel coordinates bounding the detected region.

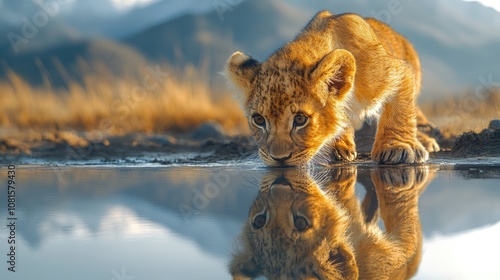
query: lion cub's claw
[
  {"left": 372, "top": 142, "right": 428, "bottom": 164},
  {"left": 331, "top": 146, "right": 357, "bottom": 162}
]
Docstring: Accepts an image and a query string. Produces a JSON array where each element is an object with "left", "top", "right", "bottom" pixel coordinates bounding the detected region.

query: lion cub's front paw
[
  {"left": 331, "top": 145, "right": 357, "bottom": 162},
  {"left": 417, "top": 131, "right": 440, "bottom": 152},
  {"left": 372, "top": 141, "right": 428, "bottom": 164},
  {"left": 328, "top": 129, "right": 357, "bottom": 162}
]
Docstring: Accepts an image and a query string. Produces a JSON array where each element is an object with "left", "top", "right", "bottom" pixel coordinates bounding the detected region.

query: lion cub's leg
[
  {"left": 416, "top": 108, "right": 440, "bottom": 152},
  {"left": 371, "top": 167, "right": 427, "bottom": 278},
  {"left": 371, "top": 62, "right": 428, "bottom": 164},
  {"left": 330, "top": 126, "right": 357, "bottom": 162}
]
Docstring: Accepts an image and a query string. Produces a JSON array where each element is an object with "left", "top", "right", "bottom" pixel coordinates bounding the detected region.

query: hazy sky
[{"left": 109, "top": 0, "right": 500, "bottom": 13}]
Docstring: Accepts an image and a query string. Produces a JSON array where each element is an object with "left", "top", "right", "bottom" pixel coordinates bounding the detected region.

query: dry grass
[
  {"left": 0, "top": 66, "right": 248, "bottom": 137},
  {"left": 1, "top": 64, "right": 498, "bottom": 142},
  {"left": 420, "top": 89, "right": 500, "bottom": 136}
]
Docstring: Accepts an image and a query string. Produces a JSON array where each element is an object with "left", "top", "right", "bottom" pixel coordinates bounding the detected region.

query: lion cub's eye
[
  {"left": 294, "top": 216, "right": 309, "bottom": 231},
  {"left": 293, "top": 114, "right": 308, "bottom": 127},
  {"left": 252, "top": 114, "right": 266, "bottom": 128},
  {"left": 253, "top": 214, "right": 267, "bottom": 229}
]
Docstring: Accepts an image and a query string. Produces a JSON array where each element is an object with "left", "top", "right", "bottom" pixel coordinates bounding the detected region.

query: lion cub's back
[
  {"left": 365, "top": 18, "right": 421, "bottom": 77},
  {"left": 364, "top": 18, "right": 415, "bottom": 59}
]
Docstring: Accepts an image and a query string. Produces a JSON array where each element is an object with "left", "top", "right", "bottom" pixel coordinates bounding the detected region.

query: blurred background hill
[
  {"left": 1, "top": 0, "right": 500, "bottom": 95},
  {"left": 0, "top": 0, "right": 499, "bottom": 140}
]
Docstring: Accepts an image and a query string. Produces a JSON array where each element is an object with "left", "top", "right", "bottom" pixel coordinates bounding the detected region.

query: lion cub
[
  {"left": 226, "top": 11, "right": 439, "bottom": 166},
  {"left": 229, "top": 167, "right": 432, "bottom": 279}
]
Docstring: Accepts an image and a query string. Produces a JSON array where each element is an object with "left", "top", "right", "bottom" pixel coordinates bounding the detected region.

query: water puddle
[{"left": 0, "top": 164, "right": 499, "bottom": 279}]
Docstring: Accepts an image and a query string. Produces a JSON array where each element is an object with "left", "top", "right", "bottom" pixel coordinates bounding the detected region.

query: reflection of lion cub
[
  {"left": 226, "top": 11, "right": 439, "bottom": 167},
  {"left": 229, "top": 167, "right": 432, "bottom": 279}
]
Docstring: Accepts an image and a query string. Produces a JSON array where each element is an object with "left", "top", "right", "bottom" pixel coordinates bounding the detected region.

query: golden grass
[
  {"left": 420, "top": 89, "right": 500, "bottom": 136},
  {"left": 0, "top": 66, "right": 249, "bottom": 137},
  {"left": 1, "top": 63, "right": 498, "bottom": 142}
]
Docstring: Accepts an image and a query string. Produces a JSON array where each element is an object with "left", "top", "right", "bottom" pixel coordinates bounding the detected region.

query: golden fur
[
  {"left": 229, "top": 166, "right": 434, "bottom": 279},
  {"left": 226, "top": 11, "right": 439, "bottom": 166}
]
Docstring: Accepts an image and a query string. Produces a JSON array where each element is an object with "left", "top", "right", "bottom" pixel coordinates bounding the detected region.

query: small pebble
[{"left": 488, "top": 119, "right": 500, "bottom": 130}]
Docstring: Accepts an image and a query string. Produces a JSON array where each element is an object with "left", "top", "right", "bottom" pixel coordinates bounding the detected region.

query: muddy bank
[
  {"left": 1, "top": 122, "right": 499, "bottom": 165},
  {"left": 0, "top": 127, "right": 257, "bottom": 165},
  {"left": 450, "top": 128, "right": 500, "bottom": 156}
]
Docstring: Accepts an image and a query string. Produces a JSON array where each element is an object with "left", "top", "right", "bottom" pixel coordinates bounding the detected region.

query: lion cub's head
[
  {"left": 226, "top": 46, "right": 356, "bottom": 166},
  {"left": 229, "top": 169, "right": 358, "bottom": 279}
]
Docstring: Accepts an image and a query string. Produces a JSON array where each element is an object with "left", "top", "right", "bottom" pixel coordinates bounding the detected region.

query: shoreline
[{"left": 2, "top": 126, "right": 499, "bottom": 167}]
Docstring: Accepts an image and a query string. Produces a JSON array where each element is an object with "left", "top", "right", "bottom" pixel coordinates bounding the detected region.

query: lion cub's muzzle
[
  {"left": 270, "top": 153, "right": 292, "bottom": 163},
  {"left": 268, "top": 138, "right": 293, "bottom": 164},
  {"left": 269, "top": 177, "right": 293, "bottom": 204}
]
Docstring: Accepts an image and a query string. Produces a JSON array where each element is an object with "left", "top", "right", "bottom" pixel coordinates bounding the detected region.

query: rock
[
  {"left": 489, "top": 119, "right": 500, "bottom": 130},
  {"left": 190, "top": 122, "right": 225, "bottom": 140},
  {"left": 149, "top": 136, "right": 174, "bottom": 146}
]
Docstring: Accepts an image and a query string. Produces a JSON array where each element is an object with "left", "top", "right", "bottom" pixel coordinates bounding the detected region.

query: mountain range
[{"left": 1, "top": 0, "right": 499, "bottom": 99}]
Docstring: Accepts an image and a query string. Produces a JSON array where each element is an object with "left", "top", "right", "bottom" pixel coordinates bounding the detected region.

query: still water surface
[{"left": 0, "top": 164, "right": 499, "bottom": 279}]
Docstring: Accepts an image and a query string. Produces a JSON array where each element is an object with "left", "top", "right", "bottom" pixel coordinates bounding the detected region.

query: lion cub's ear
[
  {"left": 310, "top": 49, "right": 356, "bottom": 105},
  {"left": 226, "top": 51, "right": 261, "bottom": 100}
]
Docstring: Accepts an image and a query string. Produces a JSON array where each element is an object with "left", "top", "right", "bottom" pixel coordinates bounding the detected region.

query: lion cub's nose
[
  {"left": 270, "top": 183, "right": 292, "bottom": 202},
  {"left": 270, "top": 154, "right": 291, "bottom": 162},
  {"left": 268, "top": 141, "right": 292, "bottom": 162}
]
